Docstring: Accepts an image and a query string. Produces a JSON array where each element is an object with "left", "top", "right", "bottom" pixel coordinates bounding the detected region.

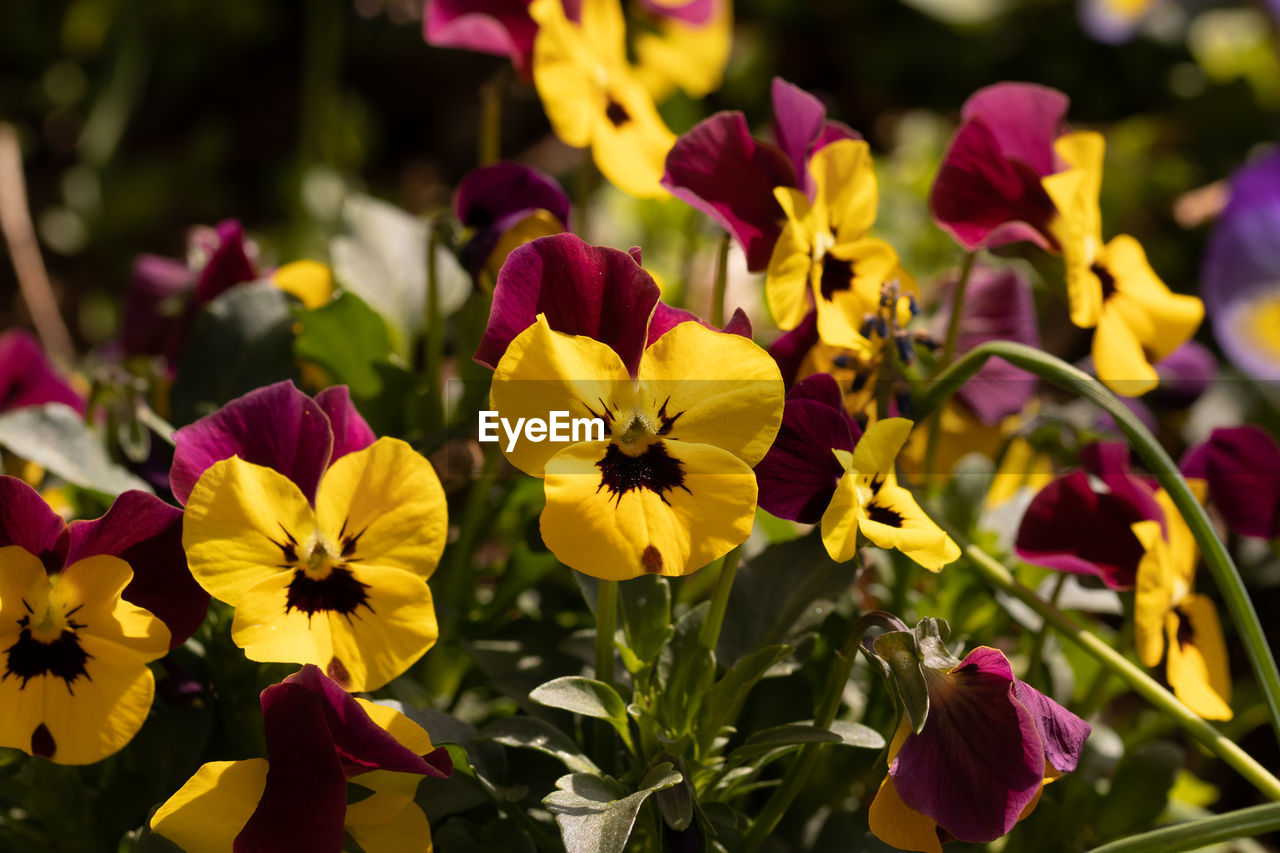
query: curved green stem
[
  {"left": 957, "top": 537, "right": 1280, "bottom": 801},
  {"left": 916, "top": 340, "right": 1280, "bottom": 748},
  {"left": 698, "top": 545, "right": 741, "bottom": 654},
  {"left": 711, "top": 231, "right": 731, "bottom": 328},
  {"left": 1085, "top": 803, "right": 1280, "bottom": 853},
  {"left": 922, "top": 251, "right": 976, "bottom": 487}
]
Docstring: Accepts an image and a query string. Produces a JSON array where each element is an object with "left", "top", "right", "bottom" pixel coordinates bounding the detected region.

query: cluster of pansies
[{"left": 5, "top": 1, "right": 1280, "bottom": 851}]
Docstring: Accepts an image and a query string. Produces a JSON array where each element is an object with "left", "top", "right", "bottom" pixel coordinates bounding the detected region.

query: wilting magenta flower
[
  {"left": 473, "top": 233, "right": 749, "bottom": 377},
  {"left": 870, "top": 643, "right": 1090, "bottom": 849},
  {"left": 1016, "top": 442, "right": 1164, "bottom": 589},
  {"left": 122, "top": 220, "right": 259, "bottom": 364},
  {"left": 1182, "top": 426, "right": 1280, "bottom": 540},
  {"left": 0, "top": 329, "right": 84, "bottom": 414},
  {"left": 930, "top": 265, "right": 1042, "bottom": 426},
  {"left": 1200, "top": 148, "right": 1280, "bottom": 382},
  {"left": 0, "top": 475, "right": 208, "bottom": 647},
  {"left": 423, "top": 0, "right": 539, "bottom": 77},
  {"left": 662, "top": 78, "right": 859, "bottom": 272},
  {"left": 930, "top": 83, "right": 1070, "bottom": 252},
  {"left": 455, "top": 162, "right": 571, "bottom": 281}
]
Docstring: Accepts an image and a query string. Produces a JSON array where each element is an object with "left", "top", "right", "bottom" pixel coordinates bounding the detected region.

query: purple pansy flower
[
  {"left": 0, "top": 329, "right": 84, "bottom": 414},
  {"left": 930, "top": 82, "right": 1069, "bottom": 253},
  {"left": 1182, "top": 426, "right": 1280, "bottom": 540},
  {"left": 122, "top": 219, "right": 260, "bottom": 364},
  {"left": 423, "top": 0, "right": 539, "bottom": 78},
  {"left": 0, "top": 475, "right": 208, "bottom": 647},
  {"left": 1200, "top": 147, "right": 1280, "bottom": 382},
  {"left": 1016, "top": 441, "right": 1164, "bottom": 589},
  {"left": 930, "top": 265, "right": 1042, "bottom": 426},
  {"left": 169, "top": 381, "right": 375, "bottom": 507},
  {"left": 455, "top": 162, "right": 571, "bottom": 281},
  {"left": 473, "top": 233, "right": 750, "bottom": 377},
  {"left": 662, "top": 78, "right": 859, "bottom": 272}
]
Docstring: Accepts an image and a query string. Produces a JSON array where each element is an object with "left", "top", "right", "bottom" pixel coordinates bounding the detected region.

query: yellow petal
[
  {"left": 58, "top": 555, "right": 171, "bottom": 655},
  {"left": 530, "top": 0, "right": 600, "bottom": 148},
  {"left": 590, "top": 73, "right": 677, "bottom": 199},
  {"left": 868, "top": 774, "right": 943, "bottom": 853},
  {"left": 857, "top": 474, "right": 959, "bottom": 572},
  {"left": 1043, "top": 131, "right": 1106, "bottom": 328},
  {"left": 356, "top": 698, "right": 437, "bottom": 755},
  {"left": 151, "top": 759, "right": 268, "bottom": 853},
  {"left": 1101, "top": 234, "right": 1204, "bottom": 366},
  {"left": 809, "top": 139, "right": 878, "bottom": 241},
  {"left": 814, "top": 238, "right": 900, "bottom": 352},
  {"left": 1092, "top": 298, "right": 1159, "bottom": 397},
  {"left": 183, "top": 456, "right": 318, "bottom": 606},
  {"left": 483, "top": 211, "right": 566, "bottom": 283},
  {"left": 540, "top": 440, "right": 758, "bottom": 580},
  {"left": 347, "top": 794, "right": 433, "bottom": 853},
  {"left": 273, "top": 260, "right": 334, "bottom": 309},
  {"left": 490, "top": 314, "right": 634, "bottom": 477},
  {"left": 850, "top": 417, "right": 913, "bottom": 476},
  {"left": 230, "top": 571, "right": 333, "bottom": 669},
  {"left": 765, "top": 219, "right": 817, "bottom": 331},
  {"left": 633, "top": 1, "right": 731, "bottom": 100},
  {"left": 1131, "top": 519, "right": 1175, "bottom": 668},
  {"left": 636, "top": 321, "right": 785, "bottom": 466},
  {"left": 326, "top": 564, "right": 438, "bottom": 692},
  {"left": 1166, "top": 596, "right": 1233, "bottom": 720},
  {"left": 315, "top": 437, "right": 448, "bottom": 580},
  {"left": 820, "top": 468, "right": 863, "bottom": 563}
]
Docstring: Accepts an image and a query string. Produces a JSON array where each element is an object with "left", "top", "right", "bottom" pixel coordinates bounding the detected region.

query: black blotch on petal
[
  {"left": 1091, "top": 262, "right": 1117, "bottom": 301},
  {"left": 31, "top": 724, "right": 55, "bottom": 758},
  {"left": 4, "top": 628, "right": 91, "bottom": 689},
  {"left": 1175, "top": 606, "right": 1196, "bottom": 649},
  {"left": 327, "top": 656, "right": 352, "bottom": 687},
  {"left": 596, "top": 441, "right": 691, "bottom": 506},
  {"left": 819, "top": 253, "right": 854, "bottom": 301},
  {"left": 605, "top": 97, "right": 630, "bottom": 127},
  {"left": 866, "top": 503, "right": 904, "bottom": 528},
  {"left": 285, "top": 566, "right": 372, "bottom": 620}
]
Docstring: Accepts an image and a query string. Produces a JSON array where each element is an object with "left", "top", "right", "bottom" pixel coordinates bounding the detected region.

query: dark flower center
[
  {"left": 866, "top": 502, "right": 904, "bottom": 528},
  {"left": 596, "top": 440, "right": 691, "bottom": 506},
  {"left": 1174, "top": 606, "right": 1195, "bottom": 649},
  {"left": 820, "top": 252, "right": 854, "bottom": 301},
  {"left": 286, "top": 566, "right": 372, "bottom": 620},
  {"left": 4, "top": 606, "right": 91, "bottom": 690},
  {"left": 605, "top": 97, "right": 630, "bottom": 127},
  {"left": 1091, "top": 262, "right": 1117, "bottom": 301}
]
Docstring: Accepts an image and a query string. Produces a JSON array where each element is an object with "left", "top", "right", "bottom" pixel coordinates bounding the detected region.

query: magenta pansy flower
[
  {"left": 1182, "top": 426, "right": 1280, "bottom": 540},
  {"left": 455, "top": 161, "right": 571, "bottom": 280},
  {"left": 662, "top": 78, "right": 859, "bottom": 272},
  {"left": 423, "top": 0, "right": 539, "bottom": 78},
  {"left": 0, "top": 329, "right": 84, "bottom": 414},
  {"left": 930, "top": 82, "right": 1069, "bottom": 252},
  {"left": 1016, "top": 441, "right": 1164, "bottom": 589}
]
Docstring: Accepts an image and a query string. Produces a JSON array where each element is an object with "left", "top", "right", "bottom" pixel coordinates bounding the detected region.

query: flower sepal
[{"left": 866, "top": 616, "right": 960, "bottom": 735}]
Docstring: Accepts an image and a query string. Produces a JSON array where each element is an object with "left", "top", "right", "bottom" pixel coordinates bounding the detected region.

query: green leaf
[
  {"left": 1095, "top": 742, "right": 1183, "bottom": 839},
  {"left": 0, "top": 404, "right": 152, "bottom": 496},
  {"left": 870, "top": 631, "right": 932, "bottom": 734},
  {"left": 619, "top": 574, "right": 673, "bottom": 666},
  {"left": 1085, "top": 802, "right": 1280, "bottom": 853},
  {"left": 730, "top": 720, "right": 885, "bottom": 763},
  {"left": 530, "top": 676, "right": 633, "bottom": 749},
  {"left": 543, "top": 763, "right": 682, "bottom": 853},
  {"left": 293, "top": 291, "right": 395, "bottom": 399},
  {"left": 476, "top": 716, "right": 601, "bottom": 775}
]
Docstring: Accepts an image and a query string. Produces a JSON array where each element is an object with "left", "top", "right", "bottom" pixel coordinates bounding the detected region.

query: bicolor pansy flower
[
  {"left": 930, "top": 82, "right": 1069, "bottom": 253},
  {"left": 1041, "top": 131, "right": 1203, "bottom": 396},
  {"left": 151, "top": 665, "right": 452, "bottom": 852},
  {"left": 867, "top": 632, "right": 1089, "bottom": 851},
  {"left": 173, "top": 382, "right": 446, "bottom": 691},
  {"left": 0, "top": 476, "right": 207, "bottom": 764},
  {"left": 1133, "top": 488, "right": 1232, "bottom": 720},
  {"left": 1181, "top": 426, "right": 1280, "bottom": 541},
  {"left": 753, "top": 375, "right": 959, "bottom": 571},
  {"left": 767, "top": 139, "right": 914, "bottom": 356},
  {"left": 664, "top": 78, "right": 860, "bottom": 273},
  {"left": 1016, "top": 441, "right": 1163, "bottom": 590},
  {"left": 529, "top": 0, "right": 675, "bottom": 198},
  {"left": 455, "top": 161, "right": 571, "bottom": 286}
]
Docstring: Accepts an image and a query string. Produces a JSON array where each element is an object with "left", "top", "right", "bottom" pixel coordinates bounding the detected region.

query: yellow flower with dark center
[
  {"left": 530, "top": 0, "right": 676, "bottom": 198},
  {"left": 490, "top": 314, "right": 783, "bottom": 580},
  {"left": 1042, "top": 131, "right": 1203, "bottom": 396},
  {"left": 820, "top": 418, "right": 960, "bottom": 571},
  {"left": 0, "top": 547, "right": 169, "bottom": 764},
  {"left": 1132, "top": 488, "right": 1232, "bottom": 720},
  {"left": 766, "top": 139, "right": 914, "bottom": 356},
  {"left": 182, "top": 437, "right": 446, "bottom": 692}
]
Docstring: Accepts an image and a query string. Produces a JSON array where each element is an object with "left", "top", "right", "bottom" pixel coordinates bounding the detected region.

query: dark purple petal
[
  {"left": 169, "top": 381, "right": 334, "bottom": 506},
  {"left": 1150, "top": 342, "right": 1216, "bottom": 409},
  {"left": 1012, "top": 681, "right": 1090, "bottom": 773},
  {"left": 424, "top": 0, "right": 537, "bottom": 77},
  {"left": 313, "top": 387, "right": 376, "bottom": 463},
  {"left": 646, "top": 304, "right": 753, "bottom": 346},
  {"left": 65, "top": 491, "right": 209, "bottom": 647},
  {"left": 1015, "top": 471, "right": 1151, "bottom": 589},
  {"left": 455, "top": 162, "right": 571, "bottom": 277},
  {"left": 662, "top": 112, "right": 798, "bottom": 272},
  {"left": 1079, "top": 442, "right": 1164, "bottom": 528},
  {"left": 474, "top": 234, "right": 661, "bottom": 377},
  {"left": 1181, "top": 427, "right": 1280, "bottom": 539},
  {"left": 755, "top": 374, "right": 861, "bottom": 524},
  {"left": 120, "top": 256, "right": 195, "bottom": 358},
  {"left": 892, "top": 647, "right": 1044, "bottom": 843},
  {"left": 192, "top": 220, "right": 259, "bottom": 306},
  {"left": 932, "top": 266, "right": 1041, "bottom": 425},
  {"left": 770, "top": 77, "right": 860, "bottom": 197},
  {"left": 0, "top": 330, "right": 85, "bottom": 414},
  {"left": 930, "top": 82, "right": 1068, "bottom": 252},
  {"left": 0, "top": 476, "right": 68, "bottom": 572},
  {"left": 634, "top": 0, "right": 716, "bottom": 25},
  {"left": 768, "top": 309, "right": 820, "bottom": 385}
]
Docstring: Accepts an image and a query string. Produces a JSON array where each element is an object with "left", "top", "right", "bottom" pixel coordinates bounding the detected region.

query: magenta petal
[
  {"left": 65, "top": 491, "right": 209, "bottom": 647},
  {"left": 646, "top": 304, "right": 753, "bottom": 346},
  {"left": 193, "top": 220, "right": 259, "bottom": 306},
  {"left": 474, "top": 234, "right": 661, "bottom": 377},
  {"left": 1012, "top": 681, "right": 1090, "bottom": 774},
  {"left": 662, "top": 111, "right": 797, "bottom": 272},
  {"left": 0, "top": 330, "right": 85, "bottom": 414},
  {"left": 769, "top": 309, "right": 820, "bottom": 385},
  {"left": 961, "top": 83, "right": 1069, "bottom": 176},
  {"left": 314, "top": 387, "right": 376, "bottom": 463},
  {"left": 754, "top": 374, "right": 861, "bottom": 524},
  {"left": 770, "top": 78, "right": 860, "bottom": 197},
  {"left": 455, "top": 162, "right": 570, "bottom": 277},
  {"left": 1181, "top": 427, "right": 1280, "bottom": 539},
  {"left": 0, "top": 476, "right": 68, "bottom": 572},
  {"left": 892, "top": 648, "right": 1044, "bottom": 843},
  {"left": 120, "top": 256, "right": 195, "bottom": 358},
  {"left": 424, "top": 0, "right": 537, "bottom": 77},
  {"left": 1079, "top": 442, "right": 1164, "bottom": 529},
  {"left": 169, "top": 381, "right": 334, "bottom": 506}
]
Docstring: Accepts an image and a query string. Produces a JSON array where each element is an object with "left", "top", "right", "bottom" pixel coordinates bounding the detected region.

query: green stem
[
  {"left": 698, "top": 545, "right": 741, "bottom": 654},
  {"left": 710, "top": 231, "right": 731, "bottom": 328},
  {"left": 916, "top": 340, "right": 1280, "bottom": 748},
  {"left": 477, "top": 66, "right": 507, "bottom": 166},
  {"left": 1085, "top": 803, "right": 1280, "bottom": 853},
  {"left": 595, "top": 579, "right": 618, "bottom": 688},
  {"left": 1023, "top": 573, "right": 1065, "bottom": 683},
  {"left": 922, "top": 251, "right": 976, "bottom": 488},
  {"left": 958, "top": 538, "right": 1280, "bottom": 801}
]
